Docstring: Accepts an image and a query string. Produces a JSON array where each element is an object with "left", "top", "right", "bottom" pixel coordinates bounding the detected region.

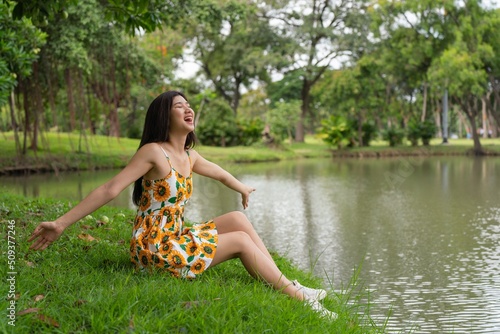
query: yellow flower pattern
[{"left": 130, "top": 149, "right": 218, "bottom": 279}]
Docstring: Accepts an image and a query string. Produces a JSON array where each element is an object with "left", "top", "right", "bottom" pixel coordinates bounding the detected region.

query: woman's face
[{"left": 170, "top": 95, "right": 195, "bottom": 133}]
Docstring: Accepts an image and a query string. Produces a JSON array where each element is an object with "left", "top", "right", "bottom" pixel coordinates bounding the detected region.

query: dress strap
[
  {"left": 157, "top": 144, "right": 173, "bottom": 169},
  {"left": 186, "top": 150, "right": 192, "bottom": 168}
]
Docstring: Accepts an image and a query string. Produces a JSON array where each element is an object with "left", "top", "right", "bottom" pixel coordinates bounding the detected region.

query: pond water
[{"left": 2, "top": 156, "right": 500, "bottom": 333}]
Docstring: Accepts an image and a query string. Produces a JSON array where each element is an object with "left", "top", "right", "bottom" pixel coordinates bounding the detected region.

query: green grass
[
  {"left": 331, "top": 138, "right": 500, "bottom": 157},
  {"left": 0, "top": 191, "right": 384, "bottom": 333},
  {"left": 2, "top": 131, "right": 498, "bottom": 174},
  {"left": 0, "top": 132, "right": 334, "bottom": 173}
]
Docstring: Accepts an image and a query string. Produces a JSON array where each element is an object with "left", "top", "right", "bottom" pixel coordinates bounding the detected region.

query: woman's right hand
[{"left": 28, "top": 221, "right": 66, "bottom": 251}]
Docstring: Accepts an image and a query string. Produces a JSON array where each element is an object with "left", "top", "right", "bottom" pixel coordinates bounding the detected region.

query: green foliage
[
  {"left": 406, "top": 119, "right": 436, "bottom": 147},
  {"left": 266, "top": 100, "right": 300, "bottom": 142},
  {"left": 196, "top": 99, "right": 238, "bottom": 147},
  {"left": 236, "top": 117, "right": 265, "bottom": 146},
  {"left": 349, "top": 120, "right": 378, "bottom": 147},
  {"left": 360, "top": 122, "right": 377, "bottom": 147},
  {"left": 382, "top": 127, "right": 405, "bottom": 147},
  {"left": 420, "top": 120, "right": 437, "bottom": 146},
  {"left": 267, "top": 71, "right": 305, "bottom": 107},
  {"left": 7, "top": 0, "right": 194, "bottom": 35},
  {"left": 319, "top": 115, "right": 356, "bottom": 149},
  {"left": 406, "top": 120, "right": 421, "bottom": 146},
  {"left": 196, "top": 98, "right": 265, "bottom": 147},
  {"left": 183, "top": 0, "right": 285, "bottom": 114},
  {"left": 0, "top": 2, "right": 46, "bottom": 106}
]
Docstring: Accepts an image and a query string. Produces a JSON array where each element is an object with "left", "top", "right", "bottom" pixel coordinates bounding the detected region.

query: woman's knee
[
  {"left": 216, "top": 231, "right": 253, "bottom": 256},
  {"left": 231, "top": 211, "right": 253, "bottom": 229},
  {"left": 214, "top": 211, "right": 253, "bottom": 233}
]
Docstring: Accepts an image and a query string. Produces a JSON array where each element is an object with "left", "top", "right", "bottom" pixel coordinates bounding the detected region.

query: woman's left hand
[{"left": 241, "top": 186, "right": 256, "bottom": 209}]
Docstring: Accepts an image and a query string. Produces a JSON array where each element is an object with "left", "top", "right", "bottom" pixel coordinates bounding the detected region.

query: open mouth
[{"left": 184, "top": 116, "right": 193, "bottom": 123}]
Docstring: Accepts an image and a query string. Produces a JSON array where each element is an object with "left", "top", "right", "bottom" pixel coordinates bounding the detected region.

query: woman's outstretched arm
[
  {"left": 28, "top": 145, "right": 157, "bottom": 250},
  {"left": 190, "top": 149, "right": 255, "bottom": 209}
]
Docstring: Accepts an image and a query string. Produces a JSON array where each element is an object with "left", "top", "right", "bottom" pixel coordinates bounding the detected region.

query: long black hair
[{"left": 132, "top": 91, "right": 197, "bottom": 205}]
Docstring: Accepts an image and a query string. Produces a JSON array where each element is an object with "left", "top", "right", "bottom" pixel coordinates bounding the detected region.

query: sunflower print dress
[{"left": 130, "top": 147, "right": 218, "bottom": 279}]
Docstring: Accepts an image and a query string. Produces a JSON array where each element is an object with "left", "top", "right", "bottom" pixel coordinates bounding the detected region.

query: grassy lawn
[
  {"left": 0, "top": 191, "right": 383, "bottom": 333},
  {"left": 333, "top": 138, "right": 500, "bottom": 157}
]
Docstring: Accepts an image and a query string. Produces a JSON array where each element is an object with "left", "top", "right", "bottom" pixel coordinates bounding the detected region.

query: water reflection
[{"left": 2, "top": 157, "right": 500, "bottom": 332}]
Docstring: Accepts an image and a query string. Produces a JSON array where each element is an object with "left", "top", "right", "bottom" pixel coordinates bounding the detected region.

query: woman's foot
[
  {"left": 306, "top": 299, "right": 338, "bottom": 320},
  {"left": 292, "top": 280, "right": 327, "bottom": 301}
]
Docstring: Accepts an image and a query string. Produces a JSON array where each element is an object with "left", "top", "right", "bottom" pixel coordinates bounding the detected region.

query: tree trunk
[
  {"left": 481, "top": 95, "right": 488, "bottom": 138},
  {"left": 65, "top": 68, "right": 76, "bottom": 131},
  {"left": 296, "top": 79, "right": 311, "bottom": 143},
  {"left": 434, "top": 100, "right": 442, "bottom": 139},
  {"left": 47, "top": 67, "right": 58, "bottom": 128},
  {"left": 231, "top": 76, "right": 241, "bottom": 115},
  {"left": 421, "top": 81, "right": 428, "bottom": 122},
  {"left": 77, "top": 69, "right": 89, "bottom": 153},
  {"left": 21, "top": 80, "right": 30, "bottom": 155},
  {"left": 31, "top": 62, "right": 44, "bottom": 152},
  {"left": 9, "top": 91, "right": 21, "bottom": 156},
  {"left": 109, "top": 50, "right": 120, "bottom": 137},
  {"left": 357, "top": 110, "right": 363, "bottom": 147},
  {"left": 461, "top": 98, "right": 483, "bottom": 155}
]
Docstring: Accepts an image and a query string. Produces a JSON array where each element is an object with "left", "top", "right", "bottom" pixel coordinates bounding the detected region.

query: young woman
[{"left": 28, "top": 91, "right": 336, "bottom": 319}]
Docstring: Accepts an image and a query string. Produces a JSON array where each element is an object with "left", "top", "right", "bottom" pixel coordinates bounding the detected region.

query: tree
[
  {"left": 0, "top": 2, "right": 46, "bottom": 154},
  {"left": 428, "top": 0, "right": 497, "bottom": 154},
  {"left": 262, "top": 0, "right": 368, "bottom": 142},
  {"left": 183, "top": 0, "right": 285, "bottom": 114},
  {"left": 6, "top": 0, "right": 194, "bottom": 35},
  {"left": 370, "top": 0, "right": 453, "bottom": 121}
]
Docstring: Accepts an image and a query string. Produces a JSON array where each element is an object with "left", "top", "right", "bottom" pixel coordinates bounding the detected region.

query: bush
[
  {"left": 420, "top": 120, "right": 437, "bottom": 146},
  {"left": 406, "top": 121, "right": 421, "bottom": 147},
  {"left": 361, "top": 122, "right": 377, "bottom": 147},
  {"left": 236, "top": 118, "right": 265, "bottom": 146},
  {"left": 319, "top": 115, "right": 356, "bottom": 149},
  {"left": 382, "top": 127, "right": 405, "bottom": 147},
  {"left": 196, "top": 99, "right": 238, "bottom": 146},
  {"left": 196, "top": 99, "right": 265, "bottom": 147}
]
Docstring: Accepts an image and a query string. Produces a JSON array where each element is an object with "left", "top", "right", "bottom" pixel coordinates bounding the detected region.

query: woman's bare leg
[
  {"left": 213, "top": 211, "right": 273, "bottom": 261},
  {"left": 210, "top": 231, "right": 304, "bottom": 300}
]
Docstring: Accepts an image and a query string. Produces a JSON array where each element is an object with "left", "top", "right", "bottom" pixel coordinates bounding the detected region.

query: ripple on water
[{"left": 365, "top": 207, "right": 500, "bottom": 333}]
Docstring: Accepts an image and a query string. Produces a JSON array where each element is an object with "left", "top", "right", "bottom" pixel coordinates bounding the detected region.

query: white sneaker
[
  {"left": 292, "top": 280, "right": 327, "bottom": 301},
  {"left": 307, "top": 299, "right": 338, "bottom": 320}
]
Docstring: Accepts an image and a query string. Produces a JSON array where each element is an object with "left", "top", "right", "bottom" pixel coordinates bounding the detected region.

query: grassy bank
[
  {"left": 1, "top": 131, "right": 499, "bottom": 174},
  {"left": 331, "top": 138, "right": 500, "bottom": 158},
  {"left": 0, "top": 191, "right": 383, "bottom": 333},
  {"left": 0, "top": 132, "right": 332, "bottom": 174}
]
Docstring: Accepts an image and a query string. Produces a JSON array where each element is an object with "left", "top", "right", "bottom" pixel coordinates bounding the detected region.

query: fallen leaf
[
  {"left": 129, "top": 315, "right": 135, "bottom": 330},
  {"left": 82, "top": 245, "right": 93, "bottom": 251},
  {"left": 33, "top": 294, "right": 45, "bottom": 302},
  {"left": 78, "top": 233, "right": 98, "bottom": 242},
  {"left": 182, "top": 301, "right": 198, "bottom": 309},
  {"left": 14, "top": 293, "right": 20, "bottom": 300},
  {"left": 81, "top": 225, "right": 93, "bottom": 230},
  {"left": 118, "top": 240, "right": 125, "bottom": 245},
  {"left": 96, "top": 221, "right": 107, "bottom": 227},
  {"left": 74, "top": 299, "right": 87, "bottom": 307},
  {"left": 37, "top": 314, "right": 60, "bottom": 327},
  {"left": 25, "top": 261, "right": 35, "bottom": 267},
  {"left": 17, "top": 308, "right": 40, "bottom": 316}
]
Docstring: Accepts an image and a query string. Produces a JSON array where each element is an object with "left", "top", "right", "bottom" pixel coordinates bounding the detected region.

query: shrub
[
  {"left": 319, "top": 115, "right": 356, "bottom": 149},
  {"left": 406, "top": 121, "right": 421, "bottom": 147},
  {"left": 196, "top": 99, "right": 238, "bottom": 146},
  {"left": 236, "top": 118, "right": 265, "bottom": 146},
  {"left": 420, "top": 120, "right": 437, "bottom": 146},
  {"left": 382, "top": 127, "right": 405, "bottom": 147},
  {"left": 361, "top": 122, "right": 377, "bottom": 147}
]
